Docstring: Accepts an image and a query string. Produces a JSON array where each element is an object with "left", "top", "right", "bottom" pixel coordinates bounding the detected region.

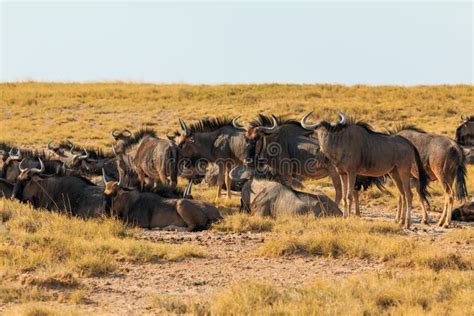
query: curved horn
[
  {"left": 19, "top": 158, "right": 28, "bottom": 173},
  {"left": 111, "top": 129, "right": 120, "bottom": 138},
  {"left": 337, "top": 111, "right": 347, "bottom": 125},
  {"left": 183, "top": 181, "right": 193, "bottom": 198},
  {"left": 256, "top": 115, "right": 278, "bottom": 132},
  {"left": 118, "top": 169, "right": 122, "bottom": 186},
  {"left": 179, "top": 118, "right": 190, "bottom": 136},
  {"left": 102, "top": 168, "right": 110, "bottom": 185},
  {"left": 81, "top": 147, "right": 89, "bottom": 159},
  {"left": 229, "top": 166, "right": 243, "bottom": 182},
  {"left": 30, "top": 158, "right": 45, "bottom": 174},
  {"left": 300, "top": 112, "right": 319, "bottom": 130},
  {"left": 111, "top": 144, "right": 118, "bottom": 156},
  {"left": 232, "top": 116, "right": 248, "bottom": 131}
]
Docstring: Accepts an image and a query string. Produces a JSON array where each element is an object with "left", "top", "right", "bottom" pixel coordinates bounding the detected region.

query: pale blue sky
[{"left": 1, "top": 1, "right": 472, "bottom": 84}]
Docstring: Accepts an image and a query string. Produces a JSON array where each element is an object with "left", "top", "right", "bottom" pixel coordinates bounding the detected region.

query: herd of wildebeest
[{"left": 1, "top": 112, "right": 473, "bottom": 231}]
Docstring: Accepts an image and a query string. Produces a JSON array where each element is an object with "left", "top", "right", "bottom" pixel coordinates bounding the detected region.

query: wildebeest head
[
  {"left": 110, "top": 129, "right": 132, "bottom": 154},
  {"left": 11, "top": 158, "right": 45, "bottom": 200},
  {"left": 232, "top": 115, "right": 278, "bottom": 167},
  {"left": 300, "top": 110, "right": 348, "bottom": 131},
  {"left": 456, "top": 115, "right": 474, "bottom": 146}
]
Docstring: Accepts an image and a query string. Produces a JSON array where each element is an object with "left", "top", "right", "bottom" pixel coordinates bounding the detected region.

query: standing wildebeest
[
  {"left": 301, "top": 111, "right": 430, "bottom": 229},
  {"left": 392, "top": 125, "right": 467, "bottom": 227},
  {"left": 174, "top": 117, "right": 247, "bottom": 199},
  {"left": 112, "top": 129, "right": 179, "bottom": 190},
  {"left": 234, "top": 114, "right": 389, "bottom": 214},
  {"left": 11, "top": 158, "right": 103, "bottom": 217},
  {"left": 229, "top": 166, "right": 342, "bottom": 217},
  {"left": 456, "top": 115, "right": 474, "bottom": 164},
  {"left": 102, "top": 170, "right": 221, "bottom": 231}
]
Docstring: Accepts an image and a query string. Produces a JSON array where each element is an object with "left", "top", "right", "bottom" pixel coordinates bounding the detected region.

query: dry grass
[
  {"left": 0, "top": 199, "right": 206, "bottom": 306},
  {"left": 209, "top": 270, "right": 474, "bottom": 315},
  {"left": 0, "top": 83, "right": 473, "bottom": 313}
]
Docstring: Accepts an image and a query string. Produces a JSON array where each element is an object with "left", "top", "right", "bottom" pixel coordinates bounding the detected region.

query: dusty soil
[{"left": 61, "top": 206, "right": 471, "bottom": 315}]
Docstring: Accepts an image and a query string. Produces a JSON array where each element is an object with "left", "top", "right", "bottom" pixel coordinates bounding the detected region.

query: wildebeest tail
[
  {"left": 413, "top": 146, "right": 430, "bottom": 204},
  {"left": 354, "top": 176, "right": 391, "bottom": 196},
  {"left": 450, "top": 146, "right": 468, "bottom": 201}
]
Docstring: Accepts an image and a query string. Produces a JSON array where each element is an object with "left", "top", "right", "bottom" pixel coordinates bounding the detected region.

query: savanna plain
[{"left": 0, "top": 83, "right": 473, "bottom": 315}]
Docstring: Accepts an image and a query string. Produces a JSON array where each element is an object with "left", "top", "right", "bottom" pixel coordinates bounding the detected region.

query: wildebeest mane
[
  {"left": 250, "top": 114, "right": 301, "bottom": 128},
  {"left": 387, "top": 124, "right": 426, "bottom": 135},
  {"left": 188, "top": 117, "right": 233, "bottom": 133},
  {"left": 121, "top": 128, "right": 157, "bottom": 152},
  {"left": 320, "top": 115, "right": 387, "bottom": 135},
  {"left": 16, "top": 148, "right": 52, "bottom": 160}
]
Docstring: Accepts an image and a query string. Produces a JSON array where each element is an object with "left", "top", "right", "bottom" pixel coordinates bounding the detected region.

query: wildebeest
[
  {"left": 456, "top": 115, "right": 474, "bottom": 164},
  {"left": 1, "top": 148, "right": 65, "bottom": 181},
  {"left": 392, "top": 125, "right": 468, "bottom": 227},
  {"left": 102, "top": 169, "right": 221, "bottom": 231},
  {"left": 234, "top": 114, "right": 390, "bottom": 214},
  {"left": 0, "top": 178, "right": 14, "bottom": 198},
  {"left": 112, "top": 129, "right": 179, "bottom": 190},
  {"left": 301, "top": 111, "right": 430, "bottom": 229},
  {"left": 173, "top": 117, "right": 247, "bottom": 199},
  {"left": 229, "top": 166, "right": 342, "bottom": 217},
  {"left": 11, "top": 158, "right": 104, "bottom": 217},
  {"left": 451, "top": 200, "right": 474, "bottom": 222}
]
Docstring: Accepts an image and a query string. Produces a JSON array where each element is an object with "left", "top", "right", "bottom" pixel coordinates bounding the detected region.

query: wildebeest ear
[
  {"left": 461, "top": 115, "right": 467, "bottom": 121},
  {"left": 166, "top": 134, "right": 175, "bottom": 141}
]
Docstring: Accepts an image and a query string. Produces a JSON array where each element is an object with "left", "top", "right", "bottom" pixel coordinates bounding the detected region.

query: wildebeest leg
[
  {"left": 339, "top": 172, "right": 349, "bottom": 218},
  {"left": 224, "top": 162, "right": 233, "bottom": 199},
  {"left": 176, "top": 200, "right": 209, "bottom": 231},
  {"left": 346, "top": 171, "right": 357, "bottom": 217},
  {"left": 354, "top": 190, "right": 360, "bottom": 216},
  {"left": 390, "top": 171, "right": 405, "bottom": 224},
  {"left": 438, "top": 183, "right": 454, "bottom": 228},
  {"left": 215, "top": 164, "right": 225, "bottom": 200},
  {"left": 328, "top": 167, "right": 342, "bottom": 205},
  {"left": 399, "top": 169, "right": 413, "bottom": 229}
]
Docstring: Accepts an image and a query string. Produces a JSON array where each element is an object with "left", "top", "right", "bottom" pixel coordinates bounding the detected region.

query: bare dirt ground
[{"left": 64, "top": 206, "right": 471, "bottom": 315}]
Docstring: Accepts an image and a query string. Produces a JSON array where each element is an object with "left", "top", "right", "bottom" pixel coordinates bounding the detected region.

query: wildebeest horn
[
  {"left": 300, "top": 112, "right": 319, "bottom": 130},
  {"left": 102, "top": 168, "right": 110, "bottom": 185},
  {"left": 232, "top": 116, "right": 248, "bottom": 131},
  {"left": 118, "top": 169, "right": 122, "bottom": 186},
  {"left": 179, "top": 118, "right": 190, "bottom": 136},
  {"left": 19, "top": 158, "right": 28, "bottom": 173},
  {"left": 256, "top": 115, "right": 278, "bottom": 132},
  {"left": 111, "top": 144, "right": 118, "bottom": 156},
  {"left": 229, "top": 166, "right": 243, "bottom": 182},
  {"left": 111, "top": 129, "right": 120, "bottom": 138},
  {"left": 82, "top": 147, "right": 89, "bottom": 159},
  {"left": 337, "top": 111, "right": 347, "bottom": 125},
  {"left": 30, "top": 158, "right": 45, "bottom": 174},
  {"left": 9, "top": 148, "right": 22, "bottom": 160},
  {"left": 183, "top": 181, "right": 193, "bottom": 198}
]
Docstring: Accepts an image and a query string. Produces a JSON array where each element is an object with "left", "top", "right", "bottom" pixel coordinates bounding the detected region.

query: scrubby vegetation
[{"left": 0, "top": 83, "right": 473, "bottom": 314}]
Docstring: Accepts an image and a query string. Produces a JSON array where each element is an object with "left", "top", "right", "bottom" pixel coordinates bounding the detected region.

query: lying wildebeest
[
  {"left": 451, "top": 201, "right": 474, "bottom": 222},
  {"left": 301, "top": 111, "right": 430, "bottom": 229},
  {"left": 456, "top": 115, "right": 474, "bottom": 164},
  {"left": 112, "top": 129, "right": 179, "bottom": 190},
  {"left": 173, "top": 117, "right": 247, "bottom": 199},
  {"left": 234, "top": 114, "right": 389, "bottom": 214},
  {"left": 0, "top": 178, "right": 14, "bottom": 198},
  {"left": 1, "top": 148, "right": 65, "bottom": 181},
  {"left": 48, "top": 140, "right": 117, "bottom": 177},
  {"left": 391, "top": 125, "right": 468, "bottom": 227},
  {"left": 229, "top": 166, "right": 342, "bottom": 217},
  {"left": 11, "top": 158, "right": 103, "bottom": 217},
  {"left": 102, "top": 169, "right": 221, "bottom": 231}
]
